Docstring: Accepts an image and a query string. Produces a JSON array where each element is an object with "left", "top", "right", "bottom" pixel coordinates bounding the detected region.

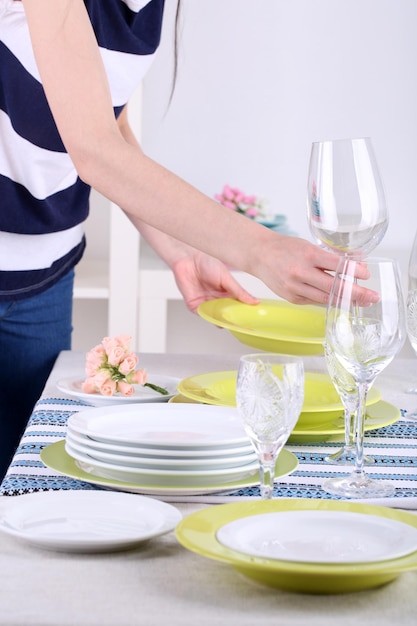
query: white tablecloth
[{"left": 0, "top": 351, "right": 417, "bottom": 626}]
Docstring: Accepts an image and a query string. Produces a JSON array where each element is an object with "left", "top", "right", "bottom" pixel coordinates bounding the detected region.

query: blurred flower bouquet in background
[
  {"left": 214, "top": 184, "right": 295, "bottom": 235},
  {"left": 214, "top": 184, "right": 265, "bottom": 219}
]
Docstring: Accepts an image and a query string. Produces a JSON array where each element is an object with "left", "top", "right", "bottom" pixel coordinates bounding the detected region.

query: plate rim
[
  {"left": 65, "top": 428, "right": 255, "bottom": 457},
  {"left": 197, "top": 298, "right": 325, "bottom": 344},
  {"left": 177, "top": 369, "right": 382, "bottom": 412},
  {"left": 64, "top": 439, "right": 260, "bottom": 479},
  {"left": 175, "top": 498, "right": 417, "bottom": 576},
  {"left": 65, "top": 433, "right": 257, "bottom": 469},
  {"left": 56, "top": 374, "right": 181, "bottom": 404},
  {"left": 289, "top": 399, "right": 400, "bottom": 438},
  {"left": 215, "top": 509, "right": 417, "bottom": 564},
  {"left": 0, "top": 490, "right": 182, "bottom": 551},
  {"left": 40, "top": 441, "right": 299, "bottom": 496},
  {"left": 67, "top": 403, "right": 250, "bottom": 448}
]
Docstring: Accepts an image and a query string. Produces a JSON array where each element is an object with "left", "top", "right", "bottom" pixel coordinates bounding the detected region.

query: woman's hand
[
  {"left": 171, "top": 252, "right": 259, "bottom": 313},
  {"left": 253, "top": 233, "right": 379, "bottom": 307}
]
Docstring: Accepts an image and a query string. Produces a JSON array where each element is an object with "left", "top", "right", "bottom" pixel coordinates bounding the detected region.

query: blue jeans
[{"left": 0, "top": 270, "right": 74, "bottom": 481}]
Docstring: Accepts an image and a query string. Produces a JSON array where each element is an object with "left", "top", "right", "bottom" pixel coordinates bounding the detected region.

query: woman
[{"left": 0, "top": 0, "right": 375, "bottom": 480}]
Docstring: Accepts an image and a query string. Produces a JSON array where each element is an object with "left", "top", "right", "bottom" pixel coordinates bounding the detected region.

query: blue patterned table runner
[{"left": 1, "top": 397, "right": 417, "bottom": 507}]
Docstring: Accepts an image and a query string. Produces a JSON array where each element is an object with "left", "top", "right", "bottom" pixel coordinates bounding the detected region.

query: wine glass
[
  {"left": 236, "top": 353, "right": 304, "bottom": 499},
  {"left": 307, "top": 137, "right": 388, "bottom": 256},
  {"left": 307, "top": 136, "right": 388, "bottom": 462},
  {"left": 323, "top": 342, "right": 372, "bottom": 466},
  {"left": 406, "top": 229, "right": 417, "bottom": 399},
  {"left": 324, "top": 257, "right": 406, "bottom": 498}
]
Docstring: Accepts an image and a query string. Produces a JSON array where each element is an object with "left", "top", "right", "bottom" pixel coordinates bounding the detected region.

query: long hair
[{"left": 168, "top": 0, "right": 181, "bottom": 107}]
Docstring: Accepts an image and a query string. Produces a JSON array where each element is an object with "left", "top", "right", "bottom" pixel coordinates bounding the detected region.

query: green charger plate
[
  {"left": 169, "top": 398, "right": 399, "bottom": 445},
  {"left": 175, "top": 499, "right": 417, "bottom": 594},
  {"left": 40, "top": 441, "right": 298, "bottom": 497},
  {"left": 197, "top": 298, "right": 326, "bottom": 355},
  {"left": 287, "top": 399, "right": 399, "bottom": 444},
  {"left": 177, "top": 370, "right": 381, "bottom": 428}
]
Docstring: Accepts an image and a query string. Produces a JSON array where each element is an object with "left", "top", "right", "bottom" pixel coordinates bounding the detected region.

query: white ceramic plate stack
[{"left": 65, "top": 404, "right": 260, "bottom": 488}]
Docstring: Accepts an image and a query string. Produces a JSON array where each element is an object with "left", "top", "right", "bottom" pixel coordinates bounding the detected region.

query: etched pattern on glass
[{"left": 407, "top": 289, "right": 417, "bottom": 354}]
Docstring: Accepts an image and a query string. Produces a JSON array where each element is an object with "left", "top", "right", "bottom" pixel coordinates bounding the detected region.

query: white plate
[
  {"left": 0, "top": 491, "right": 181, "bottom": 553},
  {"left": 41, "top": 441, "right": 299, "bottom": 497},
  {"left": 66, "top": 427, "right": 255, "bottom": 458},
  {"left": 67, "top": 404, "right": 251, "bottom": 448},
  {"left": 216, "top": 510, "right": 417, "bottom": 564},
  {"left": 56, "top": 375, "right": 180, "bottom": 406},
  {"left": 66, "top": 441, "right": 259, "bottom": 486},
  {"left": 65, "top": 432, "right": 257, "bottom": 471}
]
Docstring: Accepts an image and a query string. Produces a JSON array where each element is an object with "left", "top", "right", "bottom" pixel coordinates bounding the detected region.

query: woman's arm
[
  {"left": 22, "top": 0, "right": 376, "bottom": 307},
  {"left": 116, "top": 107, "right": 259, "bottom": 312}
]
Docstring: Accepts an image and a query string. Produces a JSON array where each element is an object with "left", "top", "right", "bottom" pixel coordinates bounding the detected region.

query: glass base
[
  {"left": 324, "top": 446, "right": 373, "bottom": 466},
  {"left": 323, "top": 475, "right": 395, "bottom": 499},
  {"left": 404, "top": 410, "right": 417, "bottom": 421}
]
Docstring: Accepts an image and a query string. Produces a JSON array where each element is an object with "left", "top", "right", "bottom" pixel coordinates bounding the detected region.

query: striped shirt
[{"left": 0, "top": 0, "right": 165, "bottom": 299}]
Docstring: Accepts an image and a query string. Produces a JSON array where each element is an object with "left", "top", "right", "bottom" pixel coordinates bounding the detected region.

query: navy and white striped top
[{"left": 0, "top": 0, "right": 165, "bottom": 299}]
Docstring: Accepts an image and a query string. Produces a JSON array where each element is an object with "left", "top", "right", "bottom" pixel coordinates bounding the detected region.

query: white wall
[
  {"left": 142, "top": 0, "right": 417, "bottom": 251},
  {"left": 73, "top": 0, "right": 417, "bottom": 355}
]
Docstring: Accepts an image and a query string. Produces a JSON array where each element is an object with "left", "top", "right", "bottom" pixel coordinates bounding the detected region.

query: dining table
[{"left": 1, "top": 349, "right": 417, "bottom": 626}]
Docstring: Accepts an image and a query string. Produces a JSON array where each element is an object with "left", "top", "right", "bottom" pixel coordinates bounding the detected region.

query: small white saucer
[{"left": 0, "top": 491, "right": 181, "bottom": 552}]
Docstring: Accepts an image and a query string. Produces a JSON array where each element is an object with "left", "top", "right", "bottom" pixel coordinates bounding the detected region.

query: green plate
[
  {"left": 168, "top": 398, "right": 399, "bottom": 445},
  {"left": 40, "top": 441, "right": 298, "bottom": 497},
  {"left": 288, "top": 399, "right": 399, "bottom": 444},
  {"left": 197, "top": 298, "right": 326, "bottom": 355},
  {"left": 175, "top": 499, "right": 417, "bottom": 594},
  {"left": 177, "top": 370, "right": 381, "bottom": 428}
]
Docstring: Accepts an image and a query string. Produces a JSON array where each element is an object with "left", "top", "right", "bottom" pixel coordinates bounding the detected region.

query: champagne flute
[
  {"left": 406, "top": 229, "right": 417, "bottom": 398},
  {"left": 236, "top": 353, "right": 304, "bottom": 499},
  {"left": 307, "top": 137, "right": 388, "bottom": 256},
  {"left": 324, "top": 257, "right": 405, "bottom": 498}
]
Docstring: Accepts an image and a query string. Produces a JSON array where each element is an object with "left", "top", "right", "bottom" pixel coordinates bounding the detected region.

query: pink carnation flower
[
  {"left": 81, "top": 335, "right": 168, "bottom": 398},
  {"left": 100, "top": 378, "right": 117, "bottom": 397},
  {"left": 131, "top": 368, "right": 148, "bottom": 385},
  {"left": 117, "top": 381, "right": 134, "bottom": 396},
  {"left": 119, "top": 353, "right": 139, "bottom": 375}
]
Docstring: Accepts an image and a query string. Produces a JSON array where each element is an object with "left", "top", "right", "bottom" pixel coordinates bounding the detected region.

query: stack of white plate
[{"left": 65, "top": 404, "right": 259, "bottom": 487}]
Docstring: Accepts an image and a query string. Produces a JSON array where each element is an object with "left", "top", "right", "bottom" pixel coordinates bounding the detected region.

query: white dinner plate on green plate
[
  {"left": 197, "top": 298, "right": 326, "bottom": 355},
  {"left": 175, "top": 499, "right": 417, "bottom": 594},
  {"left": 40, "top": 441, "right": 298, "bottom": 497},
  {"left": 0, "top": 490, "right": 181, "bottom": 553},
  {"left": 216, "top": 510, "right": 417, "bottom": 564}
]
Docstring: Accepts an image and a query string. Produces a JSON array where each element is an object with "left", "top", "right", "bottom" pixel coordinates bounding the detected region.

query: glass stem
[
  {"left": 258, "top": 449, "right": 276, "bottom": 499},
  {"left": 344, "top": 408, "right": 356, "bottom": 448},
  {"left": 353, "top": 382, "right": 369, "bottom": 478}
]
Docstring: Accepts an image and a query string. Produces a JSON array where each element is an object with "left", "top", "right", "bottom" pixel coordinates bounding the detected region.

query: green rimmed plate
[
  {"left": 197, "top": 298, "right": 326, "bottom": 355},
  {"left": 288, "top": 400, "right": 400, "bottom": 444},
  {"left": 40, "top": 441, "right": 298, "bottom": 497},
  {"left": 177, "top": 370, "right": 381, "bottom": 428},
  {"left": 168, "top": 398, "right": 399, "bottom": 445},
  {"left": 175, "top": 499, "right": 417, "bottom": 594}
]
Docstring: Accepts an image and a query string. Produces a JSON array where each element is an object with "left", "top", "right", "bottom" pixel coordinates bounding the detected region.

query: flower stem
[{"left": 144, "top": 382, "right": 169, "bottom": 395}]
